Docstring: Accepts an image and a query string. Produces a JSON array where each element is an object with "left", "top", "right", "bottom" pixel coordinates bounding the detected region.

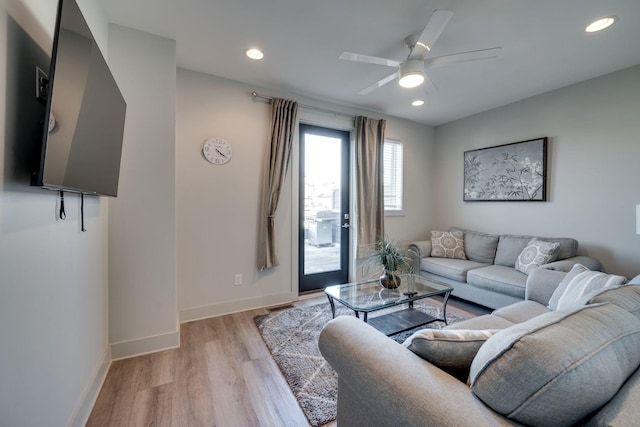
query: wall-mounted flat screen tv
[{"left": 32, "top": 0, "right": 126, "bottom": 197}]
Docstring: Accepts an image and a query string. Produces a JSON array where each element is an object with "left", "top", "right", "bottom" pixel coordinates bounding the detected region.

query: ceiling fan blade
[
  {"left": 425, "top": 47, "right": 502, "bottom": 69},
  {"left": 422, "top": 72, "right": 437, "bottom": 93},
  {"left": 409, "top": 10, "right": 454, "bottom": 60},
  {"left": 358, "top": 71, "right": 398, "bottom": 95},
  {"left": 339, "top": 52, "right": 402, "bottom": 67}
]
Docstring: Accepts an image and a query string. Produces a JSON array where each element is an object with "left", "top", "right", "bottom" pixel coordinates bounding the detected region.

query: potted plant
[{"left": 364, "top": 238, "right": 414, "bottom": 289}]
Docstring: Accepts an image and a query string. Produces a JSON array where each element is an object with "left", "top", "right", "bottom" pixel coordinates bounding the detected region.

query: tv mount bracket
[{"left": 35, "top": 66, "right": 49, "bottom": 102}]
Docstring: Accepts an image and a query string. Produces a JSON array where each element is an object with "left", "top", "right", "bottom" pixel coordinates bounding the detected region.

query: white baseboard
[
  {"left": 68, "top": 346, "right": 111, "bottom": 427},
  {"left": 69, "top": 293, "right": 298, "bottom": 424},
  {"left": 111, "top": 330, "right": 180, "bottom": 361},
  {"left": 179, "top": 292, "right": 297, "bottom": 323}
]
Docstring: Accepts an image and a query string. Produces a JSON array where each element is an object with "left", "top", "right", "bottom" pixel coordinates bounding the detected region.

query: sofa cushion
[
  {"left": 403, "top": 329, "right": 498, "bottom": 369},
  {"left": 420, "top": 258, "right": 488, "bottom": 283},
  {"left": 542, "top": 237, "right": 578, "bottom": 260},
  {"left": 548, "top": 263, "right": 626, "bottom": 311},
  {"left": 492, "top": 300, "right": 551, "bottom": 324},
  {"left": 466, "top": 265, "right": 527, "bottom": 299},
  {"left": 430, "top": 230, "right": 466, "bottom": 259},
  {"left": 470, "top": 303, "right": 640, "bottom": 427},
  {"left": 494, "top": 235, "right": 531, "bottom": 267},
  {"left": 449, "top": 227, "right": 499, "bottom": 264},
  {"left": 514, "top": 239, "right": 560, "bottom": 274},
  {"left": 445, "top": 314, "right": 515, "bottom": 331},
  {"left": 590, "top": 285, "right": 640, "bottom": 319}
]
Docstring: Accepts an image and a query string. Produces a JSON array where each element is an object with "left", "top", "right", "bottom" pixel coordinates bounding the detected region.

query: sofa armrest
[
  {"left": 526, "top": 256, "right": 603, "bottom": 305},
  {"left": 408, "top": 240, "right": 431, "bottom": 258},
  {"left": 318, "top": 316, "right": 517, "bottom": 427},
  {"left": 541, "top": 255, "right": 601, "bottom": 272},
  {"left": 526, "top": 268, "right": 567, "bottom": 305},
  {"left": 408, "top": 240, "right": 431, "bottom": 271}
]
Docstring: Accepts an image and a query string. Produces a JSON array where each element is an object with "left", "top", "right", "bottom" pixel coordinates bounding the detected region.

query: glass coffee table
[{"left": 324, "top": 274, "right": 453, "bottom": 336}]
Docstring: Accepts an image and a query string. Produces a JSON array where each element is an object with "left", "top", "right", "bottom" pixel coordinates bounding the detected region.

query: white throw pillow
[
  {"left": 548, "top": 263, "right": 627, "bottom": 310},
  {"left": 515, "top": 239, "right": 560, "bottom": 275}
]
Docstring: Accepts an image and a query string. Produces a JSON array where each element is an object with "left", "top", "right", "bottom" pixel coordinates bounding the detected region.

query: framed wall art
[{"left": 463, "top": 137, "right": 547, "bottom": 201}]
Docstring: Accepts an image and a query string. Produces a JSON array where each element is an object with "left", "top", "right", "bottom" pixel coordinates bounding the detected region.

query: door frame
[
  {"left": 298, "top": 124, "right": 350, "bottom": 292},
  {"left": 291, "top": 113, "right": 356, "bottom": 296}
]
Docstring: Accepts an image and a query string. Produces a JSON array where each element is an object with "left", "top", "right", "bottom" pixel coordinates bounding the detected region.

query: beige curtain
[
  {"left": 355, "top": 116, "right": 386, "bottom": 258},
  {"left": 257, "top": 98, "right": 299, "bottom": 270}
]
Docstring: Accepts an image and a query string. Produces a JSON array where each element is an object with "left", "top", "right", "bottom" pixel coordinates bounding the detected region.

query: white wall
[
  {"left": 0, "top": 0, "right": 110, "bottom": 425},
  {"left": 107, "top": 25, "right": 178, "bottom": 358},
  {"left": 433, "top": 65, "right": 640, "bottom": 278},
  {"left": 176, "top": 69, "right": 435, "bottom": 321}
]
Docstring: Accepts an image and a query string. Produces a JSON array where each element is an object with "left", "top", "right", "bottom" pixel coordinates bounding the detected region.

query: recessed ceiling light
[
  {"left": 411, "top": 100, "right": 424, "bottom": 107},
  {"left": 585, "top": 16, "right": 617, "bottom": 33},
  {"left": 246, "top": 48, "right": 264, "bottom": 60}
]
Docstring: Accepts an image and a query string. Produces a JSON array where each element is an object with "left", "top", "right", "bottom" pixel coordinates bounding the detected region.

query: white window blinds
[{"left": 383, "top": 141, "right": 403, "bottom": 211}]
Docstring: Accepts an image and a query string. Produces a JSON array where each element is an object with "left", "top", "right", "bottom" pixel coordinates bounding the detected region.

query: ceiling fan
[{"left": 339, "top": 10, "right": 502, "bottom": 95}]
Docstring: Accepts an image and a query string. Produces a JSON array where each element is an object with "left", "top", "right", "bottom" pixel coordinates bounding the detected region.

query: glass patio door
[{"left": 298, "top": 124, "right": 350, "bottom": 293}]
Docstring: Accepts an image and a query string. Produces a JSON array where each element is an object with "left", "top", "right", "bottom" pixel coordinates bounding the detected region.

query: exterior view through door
[{"left": 299, "top": 124, "right": 350, "bottom": 293}]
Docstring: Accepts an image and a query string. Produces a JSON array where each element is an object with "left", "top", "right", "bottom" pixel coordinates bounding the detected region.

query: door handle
[{"left": 341, "top": 223, "right": 350, "bottom": 228}]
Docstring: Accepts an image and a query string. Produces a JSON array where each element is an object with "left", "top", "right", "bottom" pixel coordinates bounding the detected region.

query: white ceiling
[{"left": 100, "top": 0, "right": 640, "bottom": 126}]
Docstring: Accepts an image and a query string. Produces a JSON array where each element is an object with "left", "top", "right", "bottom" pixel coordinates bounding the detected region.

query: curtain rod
[{"left": 251, "top": 91, "right": 355, "bottom": 120}]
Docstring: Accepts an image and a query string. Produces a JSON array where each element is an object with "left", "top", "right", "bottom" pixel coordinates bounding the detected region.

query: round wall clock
[{"left": 202, "top": 137, "right": 232, "bottom": 165}]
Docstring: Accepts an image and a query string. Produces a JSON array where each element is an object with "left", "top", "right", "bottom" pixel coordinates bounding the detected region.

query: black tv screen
[{"left": 32, "top": 0, "right": 126, "bottom": 196}]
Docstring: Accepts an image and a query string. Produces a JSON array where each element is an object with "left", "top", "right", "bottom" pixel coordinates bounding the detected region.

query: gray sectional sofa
[
  {"left": 409, "top": 226, "right": 601, "bottom": 309},
  {"left": 319, "top": 271, "right": 640, "bottom": 427}
]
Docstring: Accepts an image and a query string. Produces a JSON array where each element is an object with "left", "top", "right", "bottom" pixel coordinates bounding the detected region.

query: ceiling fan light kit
[{"left": 399, "top": 60, "right": 425, "bottom": 88}]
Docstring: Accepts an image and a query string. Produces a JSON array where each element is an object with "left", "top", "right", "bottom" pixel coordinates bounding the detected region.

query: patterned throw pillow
[
  {"left": 403, "top": 329, "right": 498, "bottom": 369},
  {"left": 430, "top": 230, "right": 466, "bottom": 259},
  {"left": 548, "top": 263, "right": 627, "bottom": 311},
  {"left": 515, "top": 239, "right": 560, "bottom": 275}
]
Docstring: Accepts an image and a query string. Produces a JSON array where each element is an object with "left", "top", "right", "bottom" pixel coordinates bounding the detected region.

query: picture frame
[{"left": 463, "top": 137, "right": 547, "bottom": 201}]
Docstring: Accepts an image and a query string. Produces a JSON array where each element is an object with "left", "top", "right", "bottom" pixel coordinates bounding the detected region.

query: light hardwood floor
[{"left": 87, "top": 294, "right": 489, "bottom": 426}]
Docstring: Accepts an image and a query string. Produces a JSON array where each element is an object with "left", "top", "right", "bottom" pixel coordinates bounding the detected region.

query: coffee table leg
[
  {"left": 442, "top": 291, "right": 451, "bottom": 325},
  {"left": 326, "top": 294, "right": 336, "bottom": 319}
]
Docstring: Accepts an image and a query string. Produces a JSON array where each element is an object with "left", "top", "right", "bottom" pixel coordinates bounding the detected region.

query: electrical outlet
[{"left": 234, "top": 274, "right": 243, "bottom": 286}]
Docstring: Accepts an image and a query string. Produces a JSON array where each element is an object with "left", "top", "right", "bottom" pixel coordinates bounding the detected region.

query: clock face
[{"left": 203, "top": 137, "right": 232, "bottom": 165}]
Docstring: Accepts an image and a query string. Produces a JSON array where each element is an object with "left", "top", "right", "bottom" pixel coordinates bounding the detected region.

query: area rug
[{"left": 254, "top": 300, "right": 466, "bottom": 427}]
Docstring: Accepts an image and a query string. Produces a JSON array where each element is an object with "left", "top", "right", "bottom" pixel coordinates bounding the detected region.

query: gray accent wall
[{"left": 433, "top": 66, "right": 640, "bottom": 278}]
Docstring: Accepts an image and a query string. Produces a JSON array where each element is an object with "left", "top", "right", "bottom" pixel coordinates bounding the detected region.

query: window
[{"left": 383, "top": 140, "right": 403, "bottom": 212}]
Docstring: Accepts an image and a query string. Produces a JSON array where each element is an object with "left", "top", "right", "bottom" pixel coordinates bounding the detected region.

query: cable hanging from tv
[
  {"left": 57, "top": 191, "right": 87, "bottom": 232},
  {"left": 81, "top": 193, "right": 86, "bottom": 232},
  {"left": 58, "top": 190, "right": 66, "bottom": 220}
]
